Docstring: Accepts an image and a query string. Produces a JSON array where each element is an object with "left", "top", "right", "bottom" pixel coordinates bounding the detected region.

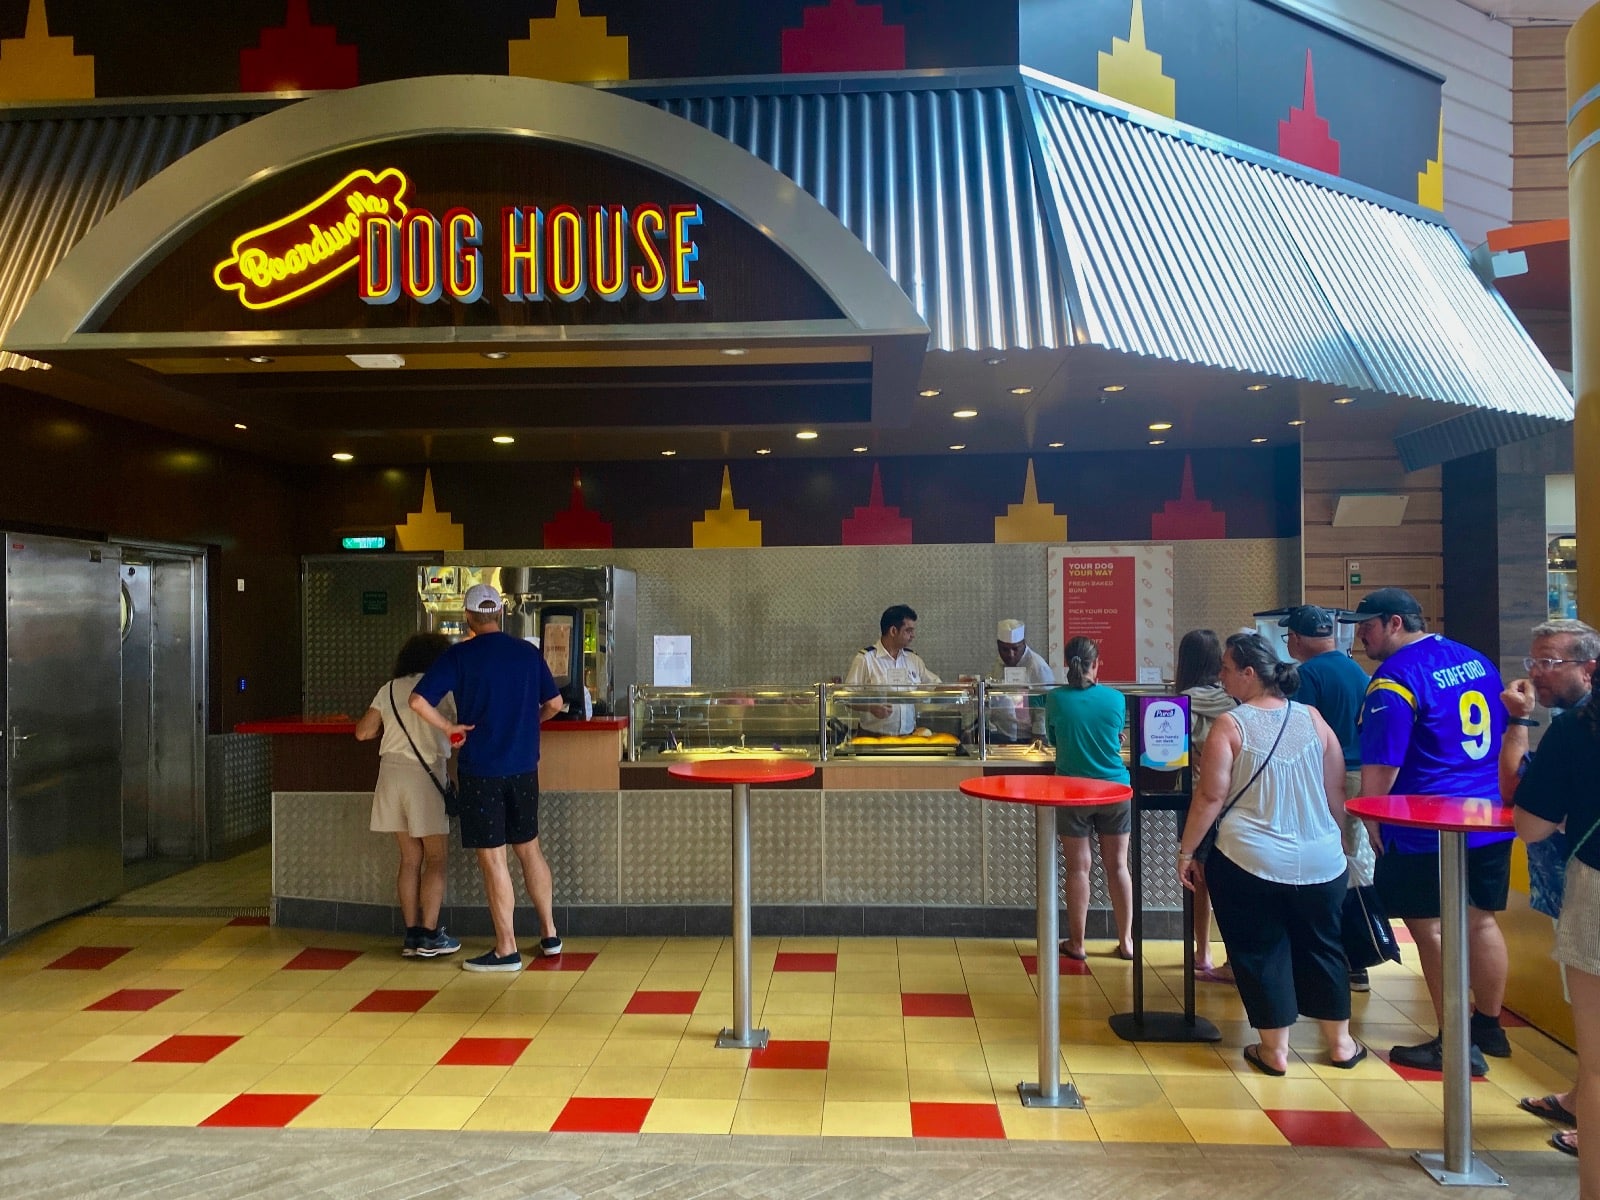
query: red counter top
[{"left": 235, "top": 715, "right": 628, "bottom": 735}]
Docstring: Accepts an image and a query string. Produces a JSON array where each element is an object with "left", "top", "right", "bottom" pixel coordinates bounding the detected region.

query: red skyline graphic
[
  {"left": 841, "top": 463, "right": 913, "bottom": 545},
  {"left": 782, "top": 0, "right": 906, "bottom": 73},
  {"left": 239, "top": 0, "right": 358, "bottom": 93},
  {"left": 1277, "top": 50, "right": 1340, "bottom": 175},
  {"left": 1150, "top": 455, "right": 1227, "bottom": 540},
  {"left": 543, "top": 469, "right": 614, "bottom": 549}
]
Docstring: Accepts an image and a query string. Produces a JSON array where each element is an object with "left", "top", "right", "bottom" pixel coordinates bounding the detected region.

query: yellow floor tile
[
  {"left": 92, "top": 1063, "right": 201, "bottom": 1093},
  {"left": 731, "top": 1098, "right": 824, "bottom": 1135},
  {"left": 826, "top": 1041, "right": 907, "bottom": 1072},
  {"left": 171, "top": 1062, "right": 276, "bottom": 1093},
  {"left": 537, "top": 1014, "right": 621, "bottom": 1039},
  {"left": 667, "top": 1038, "right": 749, "bottom": 1069},
  {"left": 326, "top": 1062, "right": 433, "bottom": 1095},
  {"left": 0, "top": 1091, "right": 76, "bottom": 1122},
  {"left": 554, "top": 989, "right": 634, "bottom": 1016},
  {"left": 759, "top": 991, "right": 835, "bottom": 1016},
  {"left": 388, "top": 1013, "right": 478, "bottom": 1039},
  {"left": 656, "top": 1068, "right": 748, "bottom": 1100},
  {"left": 0, "top": 1060, "right": 48, "bottom": 1089},
  {"left": 286, "top": 1093, "right": 397, "bottom": 1129},
  {"left": 998, "top": 1103, "right": 1100, "bottom": 1141},
  {"left": 760, "top": 1016, "right": 832, "bottom": 1041},
  {"left": 821, "top": 1099, "right": 912, "bottom": 1138},
  {"left": 322, "top": 1014, "right": 412, "bottom": 1038},
  {"left": 832, "top": 973, "right": 901, "bottom": 995},
  {"left": 33, "top": 1091, "right": 155, "bottom": 1125},
  {"left": 1072, "top": 1072, "right": 1167, "bottom": 1109},
  {"left": 492, "top": 1064, "right": 589, "bottom": 1097},
  {"left": 907, "top": 1070, "right": 998, "bottom": 1103},
  {"left": 828, "top": 992, "right": 903, "bottom": 1016},
  {"left": 212, "top": 1035, "right": 313, "bottom": 1065},
  {"left": 574, "top": 1064, "right": 664, "bottom": 1097},
  {"left": 590, "top": 1038, "right": 680, "bottom": 1069},
  {"left": 1176, "top": 1106, "right": 1289, "bottom": 1145},
  {"left": 1088, "top": 1101, "right": 1194, "bottom": 1143},
  {"left": 63, "top": 1033, "right": 171, "bottom": 1062},
  {"left": 286, "top": 1037, "right": 384, "bottom": 1066},
  {"left": 741, "top": 1068, "right": 827, "bottom": 1101},
  {"left": 464, "top": 1013, "right": 549, "bottom": 1039},
  {"left": 903, "top": 1017, "right": 980, "bottom": 1045},
  {"left": 523, "top": 1035, "right": 606, "bottom": 1067},
  {"left": 825, "top": 1069, "right": 909, "bottom": 1102},
  {"left": 611, "top": 1014, "right": 692, "bottom": 1041},
  {"left": 1359, "top": 1109, "right": 1446, "bottom": 1149},
  {"left": 767, "top": 972, "right": 837, "bottom": 995},
  {"left": 114, "top": 1092, "right": 237, "bottom": 1127},
  {"left": 409, "top": 1064, "right": 508, "bottom": 1096},
  {"left": 10, "top": 1060, "right": 124, "bottom": 1091},
  {"left": 461, "top": 1094, "right": 565, "bottom": 1132},
  {"left": 1060, "top": 1043, "right": 1151, "bottom": 1075},
  {"left": 1157, "top": 1073, "right": 1258, "bottom": 1110},
  {"left": 373, "top": 1094, "right": 483, "bottom": 1131},
  {"left": 1321, "top": 1077, "right": 1439, "bottom": 1114},
  {"left": 641, "top": 1097, "right": 739, "bottom": 1134},
  {"left": 176, "top": 1012, "right": 273, "bottom": 1037},
  {"left": 826, "top": 1015, "right": 904, "bottom": 1042},
  {"left": 1138, "top": 1044, "right": 1232, "bottom": 1076},
  {"left": 360, "top": 1037, "right": 457, "bottom": 1066},
  {"left": 247, "top": 1063, "right": 354, "bottom": 1094},
  {"left": 1235, "top": 1075, "right": 1349, "bottom": 1111}
]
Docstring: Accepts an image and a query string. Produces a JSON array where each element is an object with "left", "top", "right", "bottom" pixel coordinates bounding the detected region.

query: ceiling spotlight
[
  {"left": 482, "top": 351, "right": 510, "bottom": 360},
  {"left": 492, "top": 435, "right": 515, "bottom": 445},
  {"left": 852, "top": 446, "right": 869, "bottom": 453},
  {"left": 795, "top": 430, "right": 819, "bottom": 440},
  {"left": 331, "top": 452, "right": 354, "bottom": 462},
  {"left": 755, "top": 448, "right": 772, "bottom": 455},
  {"left": 246, "top": 355, "right": 274, "bottom": 364},
  {"left": 347, "top": 353, "right": 405, "bottom": 369},
  {"left": 1332, "top": 396, "right": 1356, "bottom": 405},
  {"left": 1288, "top": 419, "right": 1307, "bottom": 427},
  {"left": 720, "top": 347, "right": 748, "bottom": 356},
  {"left": 1245, "top": 383, "right": 1270, "bottom": 392},
  {"left": 661, "top": 449, "right": 677, "bottom": 457},
  {"left": 949, "top": 443, "right": 967, "bottom": 450},
  {"left": 985, "top": 356, "right": 1006, "bottom": 366},
  {"left": 1100, "top": 383, "right": 1126, "bottom": 393},
  {"left": 1148, "top": 421, "right": 1173, "bottom": 431},
  {"left": 919, "top": 388, "right": 942, "bottom": 398},
  {"left": 1008, "top": 386, "right": 1034, "bottom": 395},
  {"left": 1250, "top": 437, "right": 1268, "bottom": 444},
  {"left": 233, "top": 423, "right": 248, "bottom": 431},
  {"left": 1047, "top": 441, "right": 1064, "bottom": 448},
  {"left": 1147, "top": 439, "right": 1165, "bottom": 446},
  {"left": 952, "top": 408, "right": 978, "bottom": 419}
]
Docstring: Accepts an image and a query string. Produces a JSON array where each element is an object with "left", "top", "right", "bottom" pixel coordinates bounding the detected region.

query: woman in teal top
[{"left": 1045, "top": 637, "right": 1133, "bottom": 960}]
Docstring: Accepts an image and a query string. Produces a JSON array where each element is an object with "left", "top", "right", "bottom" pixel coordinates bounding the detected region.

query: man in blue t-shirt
[
  {"left": 1344, "top": 588, "right": 1510, "bottom": 1075},
  {"left": 412, "top": 583, "right": 565, "bottom": 973}
]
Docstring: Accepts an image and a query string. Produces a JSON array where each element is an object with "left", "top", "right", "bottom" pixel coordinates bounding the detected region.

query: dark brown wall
[{"left": 0, "top": 384, "right": 305, "bottom": 730}]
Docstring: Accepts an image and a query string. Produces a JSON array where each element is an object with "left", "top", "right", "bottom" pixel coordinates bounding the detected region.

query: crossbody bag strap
[
  {"left": 1211, "top": 702, "right": 1293, "bottom": 833},
  {"left": 1566, "top": 813, "right": 1600, "bottom": 866},
  {"left": 389, "top": 681, "right": 447, "bottom": 797}
]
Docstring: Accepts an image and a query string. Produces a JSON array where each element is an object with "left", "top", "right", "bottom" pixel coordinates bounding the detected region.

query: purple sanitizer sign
[{"left": 1138, "top": 694, "right": 1190, "bottom": 770}]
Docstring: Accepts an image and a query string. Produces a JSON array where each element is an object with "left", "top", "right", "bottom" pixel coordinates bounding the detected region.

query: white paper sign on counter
[{"left": 653, "top": 635, "right": 692, "bottom": 686}]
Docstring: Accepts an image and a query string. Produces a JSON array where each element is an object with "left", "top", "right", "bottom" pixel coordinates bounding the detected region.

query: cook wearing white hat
[{"left": 991, "top": 619, "right": 1054, "bottom": 742}]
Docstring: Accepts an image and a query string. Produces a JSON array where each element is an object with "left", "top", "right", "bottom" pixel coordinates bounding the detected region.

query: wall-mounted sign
[
  {"left": 1058, "top": 555, "right": 1137, "bottom": 681},
  {"left": 213, "top": 168, "right": 410, "bottom": 310}
]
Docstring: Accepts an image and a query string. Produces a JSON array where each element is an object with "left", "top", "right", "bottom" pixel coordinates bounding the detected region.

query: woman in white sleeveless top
[{"left": 1176, "top": 632, "right": 1364, "bottom": 1075}]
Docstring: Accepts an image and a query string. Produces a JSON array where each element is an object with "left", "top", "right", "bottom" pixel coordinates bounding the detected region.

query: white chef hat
[{"left": 997, "top": 619, "right": 1025, "bottom": 644}]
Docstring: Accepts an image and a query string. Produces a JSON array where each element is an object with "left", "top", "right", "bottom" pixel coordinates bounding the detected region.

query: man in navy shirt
[{"left": 412, "top": 583, "right": 565, "bottom": 972}]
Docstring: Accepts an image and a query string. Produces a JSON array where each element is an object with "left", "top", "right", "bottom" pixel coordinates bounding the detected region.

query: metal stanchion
[
  {"left": 717, "top": 781, "right": 768, "bottom": 1050},
  {"left": 1019, "top": 804, "right": 1081, "bottom": 1108}
]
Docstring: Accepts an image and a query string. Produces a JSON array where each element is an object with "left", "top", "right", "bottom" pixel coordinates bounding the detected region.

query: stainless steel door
[
  {"left": 3, "top": 535, "right": 123, "bottom": 938},
  {"left": 148, "top": 556, "right": 202, "bottom": 859},
  {"left": 120, "top": 563, "right": 153, "bottom": 861}
]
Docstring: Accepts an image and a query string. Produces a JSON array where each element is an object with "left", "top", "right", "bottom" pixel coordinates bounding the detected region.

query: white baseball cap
[
  {"left": 463, "top": 583, "right": 503, "bottom": 613},
  {"left": 997, "top": 619, "right": 1025, "bottom": 644}
]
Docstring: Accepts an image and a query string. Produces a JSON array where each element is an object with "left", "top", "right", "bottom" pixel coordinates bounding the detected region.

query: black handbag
[
  {"left": 1193, "top": 705, "right": 1291, "bottom": 864},
  {"left": 1341, "top": 883, "right": 1402, "bottom": 968},
  {"left": 389, "top": 682, "right": 460, "bottom": 817}
]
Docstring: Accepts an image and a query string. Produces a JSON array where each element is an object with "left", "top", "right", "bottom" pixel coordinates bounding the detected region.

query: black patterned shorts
[{"left": 456, "top": 772, "right": 540, "bottom": 849}]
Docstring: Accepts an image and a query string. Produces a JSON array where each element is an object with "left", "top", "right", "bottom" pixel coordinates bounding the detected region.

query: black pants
[{"left": 1205, "top": 850, "right": 1351, "bottom": 1030}]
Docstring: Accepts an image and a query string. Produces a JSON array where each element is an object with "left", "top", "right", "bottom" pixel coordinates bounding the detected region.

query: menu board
[{"left": 1059, "top": 556, "right": 1137, "bottom": 681}]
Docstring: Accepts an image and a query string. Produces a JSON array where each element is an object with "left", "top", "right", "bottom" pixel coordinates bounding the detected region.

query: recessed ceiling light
[
  {"left": 1047, "top": 441, "right": 1064, "bottom": 448},
  {"left": 795, "top": 430, "right": 819, "bottom": 440},
  {"left": 482, "top": 351, "right": 510, "bottom": 360},
  {"left": 952, "top": 408, "right": 978, "bottom": 419},
  {"left": 233, "top": 423, "right": 248, "bottom": 431},
  {"left": 347, "top": 353, "right": 405, "bottom": 369},
  {"left": 1009, "top": 386, "right": 1034, "bottom": 395},
  {"left": 1147, "top": 439, "right": 1165, "bottom": 446},
  {"left": 985, "top": 356, "right": 1006, "bottom": 366},
  {"left": 1332, "top": 396, "right": 1356, "bottom": 405},
  {"left": 246, "top": 355, "right": 274, "bottom": 364},
  {"left": 1288, "top": 419, "right": 1306, "bottom": 427},
  {"left": 852, "top": 446, "right": 868, "bottom": 453},
  {"left": 919, "top": 388, "right": 942, "bottom": 398},
  {"left": 661, "top": 449, "right": 677, "bottom": 457},
  {"left": 720, "top": 347, "right": 747, "bottom": 356},
  {"left": 331, "top": 452, "right": 354, "bottom": 462},
  {"left": 492, "top": 435, "right": 515, "bottom": 445},
  {"left": 1250, "top": 437, "right": 1268, "bottom": 444},
  {"left": 1148, "top": 421, "right": 1173, "bottom": 431},
  {"left": 755, "top": 448, "right": 772, "bottom": 455},
  {"left": 948, "top": 443, "right": 966, "bottom": 450},
  {"left": 1100, "top": 383, "right": 1126, "bottom": 393},
  {"left": 1245, "top": 383, "right": 1270, "bottom": 392}
]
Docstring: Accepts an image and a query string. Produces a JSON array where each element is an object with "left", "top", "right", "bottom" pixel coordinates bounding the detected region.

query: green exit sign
[
  {"left": 341, "top": 535, "right": 389, "bottom": 551},
  {"left": 1349, "top": 572, "right": 1362, "bottom": 585}
]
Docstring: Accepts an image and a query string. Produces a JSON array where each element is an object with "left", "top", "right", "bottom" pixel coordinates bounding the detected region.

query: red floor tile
[
  {"left": 199, "top": 1093, "right": 320, "bottom": 1128},
  {"left": 624, "top": 990, "right": 700, "bottom": 1015},
  {"left": 525, "top": 951, "right": 598, "bottom": 972},
  {"left": 1266, "top": 1108, "right": 1387, "bottom": 1149},
  {"left": 774, "top": 952, "right": 837, "bottom": 973},
  {"left": 550, "top": 1096, "right": 652, "bottom": 1133},
  {"left": 902, "top": 992, "right": 975, "bottom": 1019},
  {"left": 910, "top": 1100, "right": 1007, "bottom": 1139},
  {"left": 46, "top": 946, "right": 132, "bottom": 971},
  {"left": 283, "top": 947, "right": 363, "bottom": 971},
  {"left": 749, "top": 1039, "right": 830, "bottom": 1070},
  {"left": 1019, "top": 953, "right": 1092, "bottom": 977},
  {"left": 86, "top": 988, "right": 180, "bottom": 1013},
  {"left": 352, "top": 989, "right": 436, "bottom": 1014},
  {"left": 136, "top": 1034, "right": 241, "bottom": 1064},
  {"left": 1499, "top": 1009, "right": 1530, "bottom": 1029},
  {"left": 438, "top": 1037, "right": 532, "bottom": 1066},
  {"left": 1392, "top": 923, "right": 1415, "bottom": 944},
  {"left": 228, "top": 916, "right": 270, "bottom": 927}
]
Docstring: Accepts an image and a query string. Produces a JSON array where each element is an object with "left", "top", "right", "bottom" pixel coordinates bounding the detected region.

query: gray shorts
[
  {"left": 1555, "top": 858, "right": 1600, "bottom": 977},
  {"left": 1056, "top": 800, "right": 1132, "bottom": 838}
]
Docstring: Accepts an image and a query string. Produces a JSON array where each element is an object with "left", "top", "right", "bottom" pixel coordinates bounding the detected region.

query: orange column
[{"left": 1572, "top": 7, "right": 1600, "bottom": 626}]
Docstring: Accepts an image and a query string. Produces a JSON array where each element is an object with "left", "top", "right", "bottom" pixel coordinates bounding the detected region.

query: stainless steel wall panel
[
  {"left": 120, "top": 564, "right": 153, "bottom": 861},
  {"left": 983, "top": 797, "right": 1039, "bottom": 907},
  {"left": 825, "top": 790, "right": 984, "bottom": 904},
  {"left": 273, "top": 792, "right": 390, "bottom": 903},
  {"left": 148, "top": 556, "right": 203, "bottom": 859},
  {"left": 302, "top": 556, "right": 426, "bottom": 718},
  {"left": 1171, "top": 539, "right": 1301, "bottom": 650},
  {"left": 751, "top": 790, "right": 824, "bottom": 903},
  {"left": 205, "top": 732, "right": 270, "bottom": 853},
  {"left": 620, "top": 789, "right": 727, "bottom": 904},
  {"left": 539, "top": 791, "right": 619, "bottom": 906}
]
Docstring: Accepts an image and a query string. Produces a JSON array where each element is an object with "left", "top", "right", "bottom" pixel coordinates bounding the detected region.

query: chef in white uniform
[
  {"left": 989, "top": 619, "right": 1054, "bottom": 742},
  {"left": 843, "top": 604, "right": 941, "bottom": 735}
]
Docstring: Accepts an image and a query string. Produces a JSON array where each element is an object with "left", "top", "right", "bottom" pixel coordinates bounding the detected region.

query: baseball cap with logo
[
  {"left": 1338, "top": 587, "right": 1424, "bottom": 622},
  {"left": 1279, "top": 605, "right": 1334, "bottom": 637},
  {"left": 463, "top": 583, "right": 504, "bottom": 613}
]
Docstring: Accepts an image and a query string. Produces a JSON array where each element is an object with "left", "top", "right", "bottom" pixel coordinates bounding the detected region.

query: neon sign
[{"left": 213, "top": 168, "right": 410, "bottom": 310}]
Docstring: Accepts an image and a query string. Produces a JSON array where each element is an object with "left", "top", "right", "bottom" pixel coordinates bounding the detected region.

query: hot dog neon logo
[{"left": 213, "top": 168, "right": 410, "bottom": 310}]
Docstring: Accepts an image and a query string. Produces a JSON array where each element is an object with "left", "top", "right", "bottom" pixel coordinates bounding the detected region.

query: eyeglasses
[{"left": 1523, "top": 656, "right": 1597, "bottom": 671}]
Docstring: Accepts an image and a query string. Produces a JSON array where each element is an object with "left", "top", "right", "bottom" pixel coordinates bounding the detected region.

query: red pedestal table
[
  {"left": 667, "top": 759, "right": 817, "bottom": 1050},
  {"left": 1345, "top": 794, "right": 1512, "bottom": 1189},
  {"left": 959, "top": 774, "right": 1135, "bottom": 1108}
]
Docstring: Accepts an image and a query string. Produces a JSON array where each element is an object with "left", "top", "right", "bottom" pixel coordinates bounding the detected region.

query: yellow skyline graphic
[
  {"left": 1097, "top": 0, "right": 1175, "bottom": 119},
  {"left": 994, "top": 460, "right": 1068, "bottom": 544},
  {"left": 692, "top": 466, "right": 763, "bottom": 548},
  {"left": 0, "top": 0, "right": 94, "bottom": 101},
  {"left": 507, "top": 0, "right": 630, "bottom": 84},
  {"left": 1417, "top": 110, "right": 1444, "bottom": 211},
  {"left": 395, "top": 470, "right": 465, "bottom": 552}
]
